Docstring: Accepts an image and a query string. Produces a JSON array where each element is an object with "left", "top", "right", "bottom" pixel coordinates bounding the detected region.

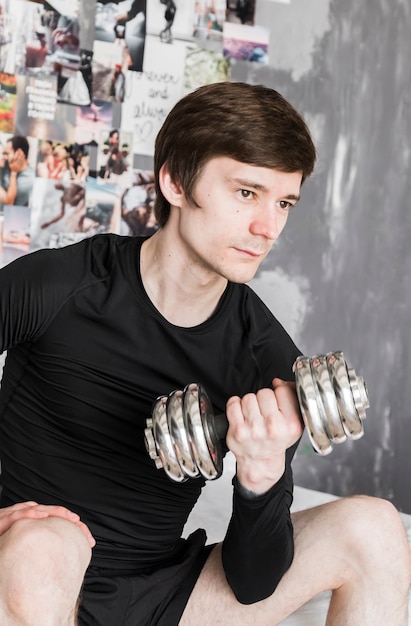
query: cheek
[{"left": 279, "top": 213, "right": 289, "bottom": 233}]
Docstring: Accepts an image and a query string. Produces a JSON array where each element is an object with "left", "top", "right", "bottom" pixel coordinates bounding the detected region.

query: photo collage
[{"left": 0, "top": 0, "right": 268, "bottom": 265}]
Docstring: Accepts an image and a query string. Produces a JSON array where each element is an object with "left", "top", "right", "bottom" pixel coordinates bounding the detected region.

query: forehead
[{"left": 200, "top": 156, "right": 302, "bottom": 192}]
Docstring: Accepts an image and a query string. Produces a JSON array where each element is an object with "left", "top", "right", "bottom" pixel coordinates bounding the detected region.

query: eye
[
  {"left": 238, "top": 189, "right": 254, "bottom": 199},
  {"left": 278, "top": 200, "right": 294, "bottom": 211}
]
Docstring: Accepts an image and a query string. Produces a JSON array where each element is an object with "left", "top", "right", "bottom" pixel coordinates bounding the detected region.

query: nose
[{"left": 249, "top": 207, "right": 288, "bottom": 241}]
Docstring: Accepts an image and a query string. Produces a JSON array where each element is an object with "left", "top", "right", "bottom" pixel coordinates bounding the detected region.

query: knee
[
  {"left": 338, "top": 496, "right": 411, "bottom": 581},
  {"left": 0, "top": 517, "right": 91, "bottom": 623},
  {"left": 2, "top": 516, "right": 91, "bottom": 582}
]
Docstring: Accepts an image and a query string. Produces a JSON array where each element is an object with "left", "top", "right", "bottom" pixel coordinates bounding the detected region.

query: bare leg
[
  {"left": 181, "top": 496, "right": 411, "bottom": 625},
  {"left": 0, "top": 517, "right": 91, "bottom": 626}
]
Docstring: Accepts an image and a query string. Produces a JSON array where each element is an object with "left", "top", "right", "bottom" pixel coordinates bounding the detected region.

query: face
[{"left": 163, "top": 156, "right": 302, "bottom": 285}]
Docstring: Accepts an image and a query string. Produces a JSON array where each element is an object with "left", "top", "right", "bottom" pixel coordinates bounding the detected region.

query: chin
[{"left": 225, "top": 269, "right": 258, "bottom": 285}]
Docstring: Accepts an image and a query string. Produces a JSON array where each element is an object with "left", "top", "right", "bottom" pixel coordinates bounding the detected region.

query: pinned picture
[
  {"left": 147, "top": 1, "right": 195, "bottom": 47},
  {"left": 36, "top": 140, "right": 89, "bottom": 182},
  {"left": 0, "top": 71, "right": 17, "bottom": 134},
  {"left": 92, "top": 40, "right": 125, "bottom": 103},
  {"left": 223, "top": 22, "right": 269, "bottom": 64},
  {"left": 30, "top": 174, "right": 120, "bottom": 251},
  {"left": 0, "top": 133, "right": 36, "bottom": 212},
  {"left": 2, "top": 203, "right": 31, "bottom": 265},
  {"left": 192, "top": 0, "right": 226, "bottom": 52},
  {"left": 226, "top": 0, "right": 256, "bottom": 26},
  {"left": 14, "top": 74, "right": 76, "bottom": 143},
  {"left": 74, "top": 100, "right": 114, "bottom": 146},
  {"left": 119, "top": 168, "right": 158, "bottom": 237},
  {"left": 0, "top": 0, "right": 47, "bottom": 75},
  {"left": 96, "top": 128, "right": 133, "bottom": 189},
  {"left": 183, "top": 45, "right": 230, "bottom": 95},
  {"left": 94, "top": 0, "right": 146, "bottom": 73}
]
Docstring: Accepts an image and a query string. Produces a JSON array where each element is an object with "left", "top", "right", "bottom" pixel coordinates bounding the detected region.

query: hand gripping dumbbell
[{"left": 144, "top": 351, "right": 370, "bottom": 483}]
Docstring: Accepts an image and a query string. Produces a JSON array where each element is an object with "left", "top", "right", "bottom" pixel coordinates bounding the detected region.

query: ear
[{"left": 158, "top": 163, "right": 185, "bottom": 207}]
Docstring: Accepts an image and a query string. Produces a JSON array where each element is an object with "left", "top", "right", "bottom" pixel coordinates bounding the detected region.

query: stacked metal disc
[{"left": 293, "top": 351, "right": 369, "bottom": 455}]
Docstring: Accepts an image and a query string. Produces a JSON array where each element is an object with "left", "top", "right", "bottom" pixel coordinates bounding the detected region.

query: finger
[
  {"left": 0, "top": 502, "right": 39, "bottom": 519},
  {"left": 74, "top": 520, "right": 96, "bottom": 547},
  {"left": 31, "top": 505, "right": 80, "bottom": 522},
  {"left": 0, "top": 507, "right": 49, "bottom": 535},
  {"left": 272, "top": 377, "right": 295, "bottom": 390}
]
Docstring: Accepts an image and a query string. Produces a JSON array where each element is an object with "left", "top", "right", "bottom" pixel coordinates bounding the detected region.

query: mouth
[{"left": 234, "top": 247, "right": 268, "bottom": 259}]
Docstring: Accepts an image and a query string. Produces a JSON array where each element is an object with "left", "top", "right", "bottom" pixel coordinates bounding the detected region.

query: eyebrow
[{"left": 227, "top": 176, "right": 301, "bottom": 202}]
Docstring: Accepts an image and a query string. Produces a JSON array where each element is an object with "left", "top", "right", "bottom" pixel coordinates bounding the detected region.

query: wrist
[{"left": 235, "top": 456, "right": 285, "bottom": 495}]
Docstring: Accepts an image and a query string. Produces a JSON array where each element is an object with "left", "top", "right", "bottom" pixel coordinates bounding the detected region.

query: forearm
[{"left": 222, "top": 471, "right": 294, "bottom": 604}]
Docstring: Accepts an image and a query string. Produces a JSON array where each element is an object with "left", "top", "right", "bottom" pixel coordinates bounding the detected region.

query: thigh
[{"left": 180, "top": 498, "right": 366, "bottom": 626}]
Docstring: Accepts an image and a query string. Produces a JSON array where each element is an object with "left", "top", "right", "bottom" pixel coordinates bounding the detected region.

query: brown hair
[{"left": 154, "top": 81, "right": 316, "bottom": 227}]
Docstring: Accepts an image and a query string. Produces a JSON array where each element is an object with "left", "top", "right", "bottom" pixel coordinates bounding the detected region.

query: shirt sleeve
[
  {"left": 0, "top": 235, "right": 112, "bottom": 353},
  {"left": 221, "top": 440, "right": 298, "bottom": 604}
]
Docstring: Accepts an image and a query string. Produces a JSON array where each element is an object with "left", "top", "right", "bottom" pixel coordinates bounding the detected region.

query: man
[
  {"left": 1, "top": 136, "right": 35, "bottom": 207},
  {"left": 0, "top": 82, "right": 410, "bottom": 625}
]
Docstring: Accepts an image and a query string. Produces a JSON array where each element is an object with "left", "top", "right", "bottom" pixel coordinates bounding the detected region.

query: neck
[{"left": 140, "top": 229, "right": 228, "bottom": 328}]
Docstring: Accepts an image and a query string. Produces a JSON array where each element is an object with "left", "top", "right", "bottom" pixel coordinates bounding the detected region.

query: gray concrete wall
[{"left": 240, "top": 0, "right": 411, "bottom": 511}]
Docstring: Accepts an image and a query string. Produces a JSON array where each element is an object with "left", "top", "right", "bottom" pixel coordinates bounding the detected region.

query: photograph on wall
[
  {"left": 223, "top": 22, "right": 269, "bottom": 64},
  {"left": 96, "top": 128, "right": 132, "bottom": 189},
  {"left": 2, "top": 203, "right": 31, "bottom": 265},
  {"left": 119, "top": 167, "right": 157, "bottom": 237},
  {"left": 0, "top": 133, "right": 36, "bottom": 212},
  {"left": 121, "top": 36, "right": 186, "bottom": 157},
  {"left": 84, "top": 176, "right": 121, "bottom": 234},
  {"left": 30, "top": 176, "right": 119, "bottom": 251},
  {"left": 94, "top": 0, "right": 146, "bottom": 73},
  {"left": 92, "top": 40, "right": 126, "bottom": 103},
  {"left": 0, "top": 0, "right": 83, "bottom": 85},
  {"left": 0, "top": 0, "right": 45, "bottom": 75},
  {"left": 57, "top": 49, "right": 93, "bottom": 107},
  {"left": 14, "top": 73, "right": 77, "bottom": 143},
  {"left": 36, "top": 139, "right": 89, "bottom": 182},
  {"left": 147, "top": 1, "right": 195, "bottom": 48},
  {"left": 192, "top": 0, "right": 226, "bottom": 52},
  {"left": 0, "top": 72, "right": 17, "bottom": 133},
  {"left": 183, "top": 45, "right": 230, "bottom": 94},
  {"left": 74, "top": 100, "right": 114, "bottom": 146},
  {"left": 226, "top": 0, "right": 256, "bottom": 26}
]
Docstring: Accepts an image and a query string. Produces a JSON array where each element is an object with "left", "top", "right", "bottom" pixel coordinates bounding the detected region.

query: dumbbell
[{"left": 144, "top": 351, "right": 370, "bottom": 483}]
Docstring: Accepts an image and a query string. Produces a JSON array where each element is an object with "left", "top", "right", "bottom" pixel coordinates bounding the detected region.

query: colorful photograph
[
  {"left": 0, "top": 71, "right": 16, "bottom": 133},
  {"left": 192, "top": 0, "right": 226, "bottom": 52},
  {"left": 119, "top": 168, "right": 157, "bottom": 236},
  {"left": 223, "top": 22, "right": 269, "bottom": 63},
  {"left": 2, "top": 203, "right": 31, "bottom": 265}
]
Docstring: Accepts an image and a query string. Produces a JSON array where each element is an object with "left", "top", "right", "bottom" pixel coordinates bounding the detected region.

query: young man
[
  {"left": 1, "top": 136, "right": 35, "bottom": 207},
  {"left": 0, "top": 82, "right": 409, "bottom": 625}
]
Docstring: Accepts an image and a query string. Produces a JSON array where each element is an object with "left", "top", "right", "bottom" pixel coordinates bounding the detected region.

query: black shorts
[{"left": 77, "top": 530, "right": 215, "bottom": 626}]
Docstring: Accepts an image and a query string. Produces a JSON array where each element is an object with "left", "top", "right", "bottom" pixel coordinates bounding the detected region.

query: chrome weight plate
[
  {"left": 293, "top": 351, "right": 370, "bottom": 455},
  {"left": 183, "top": 383, "right": 223, "bottom": 480},
  {"left": 145, "top": 395, "right": 186, "bottom": 482},
  {"left": 144, "top": 384, "right": 223, "bottom": 482}
]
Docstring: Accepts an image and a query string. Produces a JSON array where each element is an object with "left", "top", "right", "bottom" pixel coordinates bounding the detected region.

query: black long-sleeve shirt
[{"left": 0, "top": 234, "right": 300, "bottom": 604}]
